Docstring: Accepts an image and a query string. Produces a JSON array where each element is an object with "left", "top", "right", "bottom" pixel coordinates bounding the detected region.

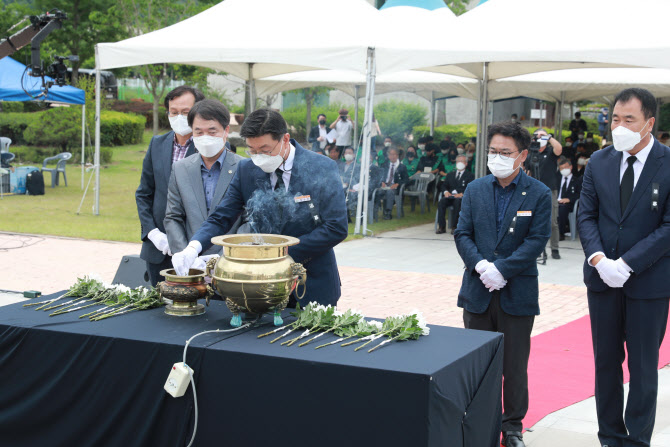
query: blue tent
[
  {"left": 380, "top": 0, "right": 448, "bottom": 10},
  {"left": 0, "top": 56, "right": 85, "bottom": 105}
]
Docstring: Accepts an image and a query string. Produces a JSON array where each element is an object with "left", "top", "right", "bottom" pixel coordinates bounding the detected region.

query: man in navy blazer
[
  {"left": 135, "top": 86, "right": 204, "bottom": 285},
  {"left": 578, "top": 88, "right": 670, "bottom": 447},
  {"left": 171, "top": 108, "right": 349, "bottom": 309},
  {"left": 455, "top": 121, "right": 551, "bottom": 447}
]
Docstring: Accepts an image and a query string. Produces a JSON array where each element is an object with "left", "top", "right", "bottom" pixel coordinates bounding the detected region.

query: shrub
[
  {"left": 374, "top": 100, "right": 427, "bottom": 143},
  {"left": 412, "top": 124, "right": 478, "bottom": 145},
  {"left": 0, "top": 112, "right": 34, "bottom": 144},
  {"left": 10, "top": 145, "right": 112, "bottom": 165},
  {"left": 562, "top": 116, "right": 599, "bottom": 134},
  {"left": 23, "top": 106, "right": 82, "bottom": 151},
  {"left": 110, "top": 100, "right": 169, "bottom": 130},
  {"left": 0, "top": 102, "right": 24, "bottom": 113},
  {"left": 281, "top": 104, "right": 348, "bottom": 142},
  {"left": 99, "top": 110, "right": 145, "bottom": 146}
]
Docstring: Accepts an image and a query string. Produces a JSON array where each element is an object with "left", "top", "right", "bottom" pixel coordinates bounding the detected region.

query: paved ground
[{"left": 1, "top": 226, "right": 668, "bottom": 446}]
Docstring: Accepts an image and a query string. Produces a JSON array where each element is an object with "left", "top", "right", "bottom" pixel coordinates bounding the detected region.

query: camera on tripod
[
  {"left": 527, "top": 133, "right": 551, "bottom": 177},
  {"left": 45, "top": 55, "right": 79, "bottom": 87}
]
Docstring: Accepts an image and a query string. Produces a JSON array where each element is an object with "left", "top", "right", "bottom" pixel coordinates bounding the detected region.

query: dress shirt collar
[
  {"left": 492, "top": 168, "right": 523, "bottom": 188},
  {"left": 278, "top": 142, "right": 296, "bottom": 172},
  {"left": 622, "top": 136, "right": 654, "bottom": 167},
  {"left": 199, "top": 149, "right": 226, "bottom": 170}
]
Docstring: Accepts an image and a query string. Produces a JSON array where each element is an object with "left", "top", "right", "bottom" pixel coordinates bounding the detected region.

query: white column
[
  {"left": 94, "top": 46, "right": 101, "bottom": 215},
  {"left": 81, "top": 104, "right": 85, "bottom": 190},
  {"left": 354, "top": 48, "right": 376, "bottom": 236}
]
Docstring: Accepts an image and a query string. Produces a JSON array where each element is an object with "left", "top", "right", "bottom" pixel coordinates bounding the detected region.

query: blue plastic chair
[{"left": 41, "top": 152, "right": 72, "bottom": 187}]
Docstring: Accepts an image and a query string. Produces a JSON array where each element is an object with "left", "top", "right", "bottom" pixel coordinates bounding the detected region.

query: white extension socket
[{"left": 164, "top": 362, "right": 194, "bottom": 398}]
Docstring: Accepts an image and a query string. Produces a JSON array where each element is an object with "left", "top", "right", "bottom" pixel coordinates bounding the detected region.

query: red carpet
[{"left": 524, "top": 315, "right": 670, "bottom": 429}]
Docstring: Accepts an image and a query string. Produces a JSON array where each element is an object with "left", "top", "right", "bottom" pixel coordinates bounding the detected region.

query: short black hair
[
  {"left": 425, "top": 142, "right": 438, "bottom": 153},
  {"left": 575, "top": 111, "right": 581, "bottom": 118},
  {"left": 426, "top": 136, "right": 434, "bottom": 143},
  {"left": 439, "top": 140, "right": 450, "bottom": 149},
  {"left": 240, "top": 108, "right": 288, "bottom": 141},
  {"left": 487, "top": 120, "right": 531, "bottom": 152},
  {"left": 317, "top": 113, "right": 326, "bottom": 120},
  {"left": 661, "top": 132, "right": 670, "bottom": 139},
  {"left": 164, "top": 85, "right": 205, "bottom": 110},
  {"left": 417, "top": 137, "right": 428, "bottom": 144},
  {"left": 557, "top": 156, "right": 571, "bottom": 166},
  {"left": 613, "top": 88, "right": 657, "bottom": 119},
  {"left": 187, "top": 99, "right": 230, "bottom": 128},
  {"left": 576, "top": 142, "right": 586, "bottom": 148},
  {"left": 229, "top": 143, "right": 237, "bottom": 153}
]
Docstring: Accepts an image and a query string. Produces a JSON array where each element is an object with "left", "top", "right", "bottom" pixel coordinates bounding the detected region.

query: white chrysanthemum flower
[
  {"left": 369, "top": 320, "right": 383, "bottom": 329},
  {"left": 410, "top": 309, "right": 430, "bottom": 336},
  {"left": 333, "top": 310, "right": 343, "bottom": 317},
  {"left": 86, "top": 273, "right": 103, "bottom": 283}
]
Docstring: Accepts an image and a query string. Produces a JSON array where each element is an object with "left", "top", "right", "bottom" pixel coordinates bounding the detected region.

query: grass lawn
[{"left": 0, "top": 131, "right": 435, "bottom": 242}]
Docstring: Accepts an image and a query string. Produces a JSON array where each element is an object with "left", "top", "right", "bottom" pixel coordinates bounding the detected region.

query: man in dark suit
[
  {"left": 578, "top": 88, "right": 670, "bottom": 447},
  {"left": 172, "top": 108, "right": 348, "bottom": 310},
  {"left": 135, "top": 85, "right": 205, "bottom": 286},
  {"left": 436, "top": 154, "right": 474, "bottom": 234},
  {"left": 378, "top": 147, "right": 409, "bottom": 220},
  {"left": 556, "top": 156, "right": 582, "bottom": 240},
  {"left": 308, "top": 113, "right": 329, "bottom": 151},
  {"left": 455, "top": 120, "right": 552, "bottom": 447}
]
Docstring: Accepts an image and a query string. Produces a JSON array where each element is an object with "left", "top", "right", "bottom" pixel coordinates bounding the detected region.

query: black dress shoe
[
  {"left": 501, "top": 431, "right": 525, "bottom": 447},
  {"left": 436, "top": 227, "right": 446, "bottom": 234},
  {"left": 551, "top": 249, "right": 561, "bottom": 259},
  {"left": 383, "top": 211, "right": 392, "bottom": 220}
]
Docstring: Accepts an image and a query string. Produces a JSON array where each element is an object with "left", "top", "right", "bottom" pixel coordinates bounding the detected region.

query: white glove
[
  {"left": 172, "top": 241, "right": 201, "bottom": 276},
  {"left": 475, "top": 259, "right": 492, "bottom": 274},
  {"left": 190, "top": 254, "right": 220, "bottom": 271},
  {"left": 480, "top": 264, "right": 507, "bottom": 292},
  {"left": 594, "top": 257, "right": 630, "bottom": 288},
  {"left": 148, "top": 229, "right": 172, "bottom": 256}
]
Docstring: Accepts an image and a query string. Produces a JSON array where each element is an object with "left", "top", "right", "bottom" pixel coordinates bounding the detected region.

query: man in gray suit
[
  {"left": 136, "top": 85, "right": 205, "bottom": 285},
  {"left": 164, "top": 99, "right": 243, "bottom": 269}
]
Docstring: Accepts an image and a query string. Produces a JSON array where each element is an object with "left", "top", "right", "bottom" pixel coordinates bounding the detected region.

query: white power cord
[{"left": 182, "top": 324, "right": 251, "bottom": 447}]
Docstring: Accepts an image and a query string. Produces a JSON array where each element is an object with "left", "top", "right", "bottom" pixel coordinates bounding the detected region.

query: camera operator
[
  {"left": 330, "top": 108, "right": 353, "bottom": 154},
  {"left": 526, "top": 128, "right": 562, "bottom": 260}
]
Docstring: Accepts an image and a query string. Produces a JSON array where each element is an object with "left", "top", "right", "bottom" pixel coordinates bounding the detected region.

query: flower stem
[
  {"left": 270, "top": 328, "right": 294, "bottom": 344},
  {"left": 354, "top": 333, "right": 387, "bottom": 352},
  {"left": 258, "top": 322, "right": 295, "bottom": 339},
  {"left": 315, "top": 336, "right": 348, "bottom": 350},
  {"left": 298, "top": 327, "right": 334, "bottom": 347},
  {"left": 368, "top": 334, "right": 399, "bottom": 353},
  {"left": 49, "top": 302, "right": 97, "bottom": 317}
]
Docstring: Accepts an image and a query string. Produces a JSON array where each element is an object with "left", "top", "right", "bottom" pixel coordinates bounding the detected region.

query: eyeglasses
[
  {"left": 245, "top": 138, "right": 283, "bottom": 157},
  {"left": 167, "top": 111, "right": 190, "bottom": 117},
  {"left": 487, "top": 149, "right": 519, "bottom": 161}
]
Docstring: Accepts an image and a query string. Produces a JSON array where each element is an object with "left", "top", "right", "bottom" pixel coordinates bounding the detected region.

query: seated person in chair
[
  {"left": 436, "top": 155, "right": 474, "bottom": 234},
  {"left": 378, "top": 147, "right": 409, "bottom": 220},
  {"left": 556, "top": 156, "right": 581, "bottom": 241}
]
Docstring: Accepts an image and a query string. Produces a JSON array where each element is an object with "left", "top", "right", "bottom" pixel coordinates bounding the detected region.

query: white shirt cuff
[
  {"left": 588, "top": 251, "right": 605, "bottom": 266},
  {"left": 187, "top": 240, "right": 202, "bottom": 255}
]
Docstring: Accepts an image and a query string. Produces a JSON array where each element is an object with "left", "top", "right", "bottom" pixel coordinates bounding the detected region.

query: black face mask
[
  {"left": 407, "top": 152, "right": 415, "bottom": 159},
  {"left": 319, "top": 120, "right": 326, "bottom": 125}
]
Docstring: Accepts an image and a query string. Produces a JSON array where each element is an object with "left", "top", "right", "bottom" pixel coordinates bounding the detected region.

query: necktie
[
  {"left": 620, "top": 156, "right": 637, "bottom": 213},
  {"left": 388, "top": 164, "right": 395, "bottom": 184},
  {"left": 456, "top": 171, "right": 461, "bottom": 182},
  {"left": 274, "top": 168, "right": 285, "bottom": 191},
  {"left": 561, "top": 177, "right": 568, "bottom": 200}
]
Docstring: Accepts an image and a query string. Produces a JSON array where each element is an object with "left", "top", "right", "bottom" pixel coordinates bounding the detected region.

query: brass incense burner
[
  {"left": 158, "top": 268, "right": 213, "bottom": 316},
  {"left": 206, "top": 234, "right": 307, "bottom": 327}
]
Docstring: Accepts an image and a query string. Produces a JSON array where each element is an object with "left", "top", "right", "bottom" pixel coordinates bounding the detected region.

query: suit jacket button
[
  {"left": 619, "top": 225, "right": 623, "bottom": 230},
  {"left": 493, "top": 251, "right": 498, "bottom": 255}
]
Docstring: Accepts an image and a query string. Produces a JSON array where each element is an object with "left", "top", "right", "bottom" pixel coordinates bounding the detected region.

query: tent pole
[
  {"left": 248, "top": 63, "right": 256, "bottom": 113},
  {"left": 81, "top": 103, "right": 85, "bottom": 190},
  {"left": 354, "top": 85, "right": 360, "bottom": 149},
  {"left": 556, "top": 91, "right": 565, "bottom": 143},
  {"left": 354, "top": 48, "right": 376, "bottom": 236},
  {"left": 430, "top": 90, "right": 435, "bottom": 136},
  {"left": 475, "top": 62, "right": 489, "bottom": 178},
  {"left": 94, "top": 47, "right": 101, "bottom": 215}
]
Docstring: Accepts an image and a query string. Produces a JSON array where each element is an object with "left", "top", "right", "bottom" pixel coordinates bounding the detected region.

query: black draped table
[{"left": 0, "top": 292, "right": 503, "bottom": 447}]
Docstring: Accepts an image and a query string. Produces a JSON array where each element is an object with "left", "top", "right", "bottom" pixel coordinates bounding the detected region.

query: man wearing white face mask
[
  {"left": 556, "top": 156, "right": 581, "bottom": 241},
  {"left": 171, "top": 108, "right": 348, "bottom": 310},
  {"left": 454, "top": 120, "right": 551, "bottom": 447},
  {"left": 136, "top": 85, "right": 205, "bottom": 286},
  {"left": 578, "top": 88, "right": 670, "bottom": 447},
  {"left": 436, "top": 154, "right": 474, "bottom": 235},
  {"left": 164, "top": 100, "right": 243, "bottom": 271}
]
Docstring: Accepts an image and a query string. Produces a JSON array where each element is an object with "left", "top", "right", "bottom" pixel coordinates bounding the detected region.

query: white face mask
[
  {"left": 384, "top": 142, "right": 391, "bottom": 147},
  {"left": 586, "top": 138, "right": 593, "bottom": 143},
  {"left": 456, "top": 162, "right": 466, "bottom": 171},
  {"left": 250, "top": 138, "right": 287, "bottom": 173},
  {"left": 612, "top": 119, "right": 650, "bottom": 152},
  {"left": 487, "top": 153, "right": 520, "bottom": 179},
  {"left": 457, "top": 148, "right": 464, "bottom": 154},
  {"left": 418, "top": 145, "right": 425, "bottom": 151},
  {"left": 560, "top": 168, "right": 572, "bottom": 177},
  {"left": 344, "top": 153, "right": 354, "bottom": 162},
  {"left": 169, "top": 115, "right": 192, "bottom": 136},
  {"left": 577, "top": 158, "right": 587, "bottom": 166},
  {"left": 193, "top": 135, "right": 225, "bottom": 158}
]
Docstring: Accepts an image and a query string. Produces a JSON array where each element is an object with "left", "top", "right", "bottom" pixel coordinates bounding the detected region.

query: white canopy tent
[{"left": 92, "top": 0, "right": 380, "bottom": 216}]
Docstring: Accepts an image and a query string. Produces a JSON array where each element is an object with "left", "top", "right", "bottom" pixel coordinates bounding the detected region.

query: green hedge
[
  {"left": 561, "top": 116, "right": 599, "bottom": 134},
  {"left": 0, "top": 108, "right": 145, "bottom": 149},
  {"left": 412, "top": 124, "right": 478, "bottom": 145}
]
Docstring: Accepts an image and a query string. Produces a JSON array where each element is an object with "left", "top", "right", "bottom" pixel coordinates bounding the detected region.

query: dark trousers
[
  {"left": 463, "top": 292, "right": 534, "bottom": 433},
  {"left": 380, "top": 189, "right": 399, "bottom": 212},
  {"left": 146, "top": 256, "right": 173, "bottom": 287},
  {"left": 587, "top": 290, "right": 669, "bottom": 447},
  {"left": 558, "top": 203, "right": 571, "bottom": 235},
  {"left": 437, "top": 196, "right": 462, "bottom": 230}
]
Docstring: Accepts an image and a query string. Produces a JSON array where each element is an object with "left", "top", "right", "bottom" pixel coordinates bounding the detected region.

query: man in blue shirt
[
  {"left": 455, "top": 120, "right": 552, "bottom": 447},
  {"left": 164, "top": 99, "right": 244, "bottom": 268}
]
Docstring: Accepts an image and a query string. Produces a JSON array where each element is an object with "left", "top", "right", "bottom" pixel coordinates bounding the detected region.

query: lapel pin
[
  {"left": 522, "top": 192, "right": 527, "bottom": 196},
  {"left": 228, "top": 170, "right": 233, "bottom": 174}
]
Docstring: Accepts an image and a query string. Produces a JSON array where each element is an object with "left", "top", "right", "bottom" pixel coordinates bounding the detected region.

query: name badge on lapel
[
  {"left": 294, "top": 195, "right": 311, "bottom": 203},
  {"left": 517, "top": 210, "right": 532, "bottom": 217}
]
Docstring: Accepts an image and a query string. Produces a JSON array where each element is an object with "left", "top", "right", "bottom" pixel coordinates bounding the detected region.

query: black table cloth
[{"left": 0, "top": 291, "right": 503, "bottom": 447}]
